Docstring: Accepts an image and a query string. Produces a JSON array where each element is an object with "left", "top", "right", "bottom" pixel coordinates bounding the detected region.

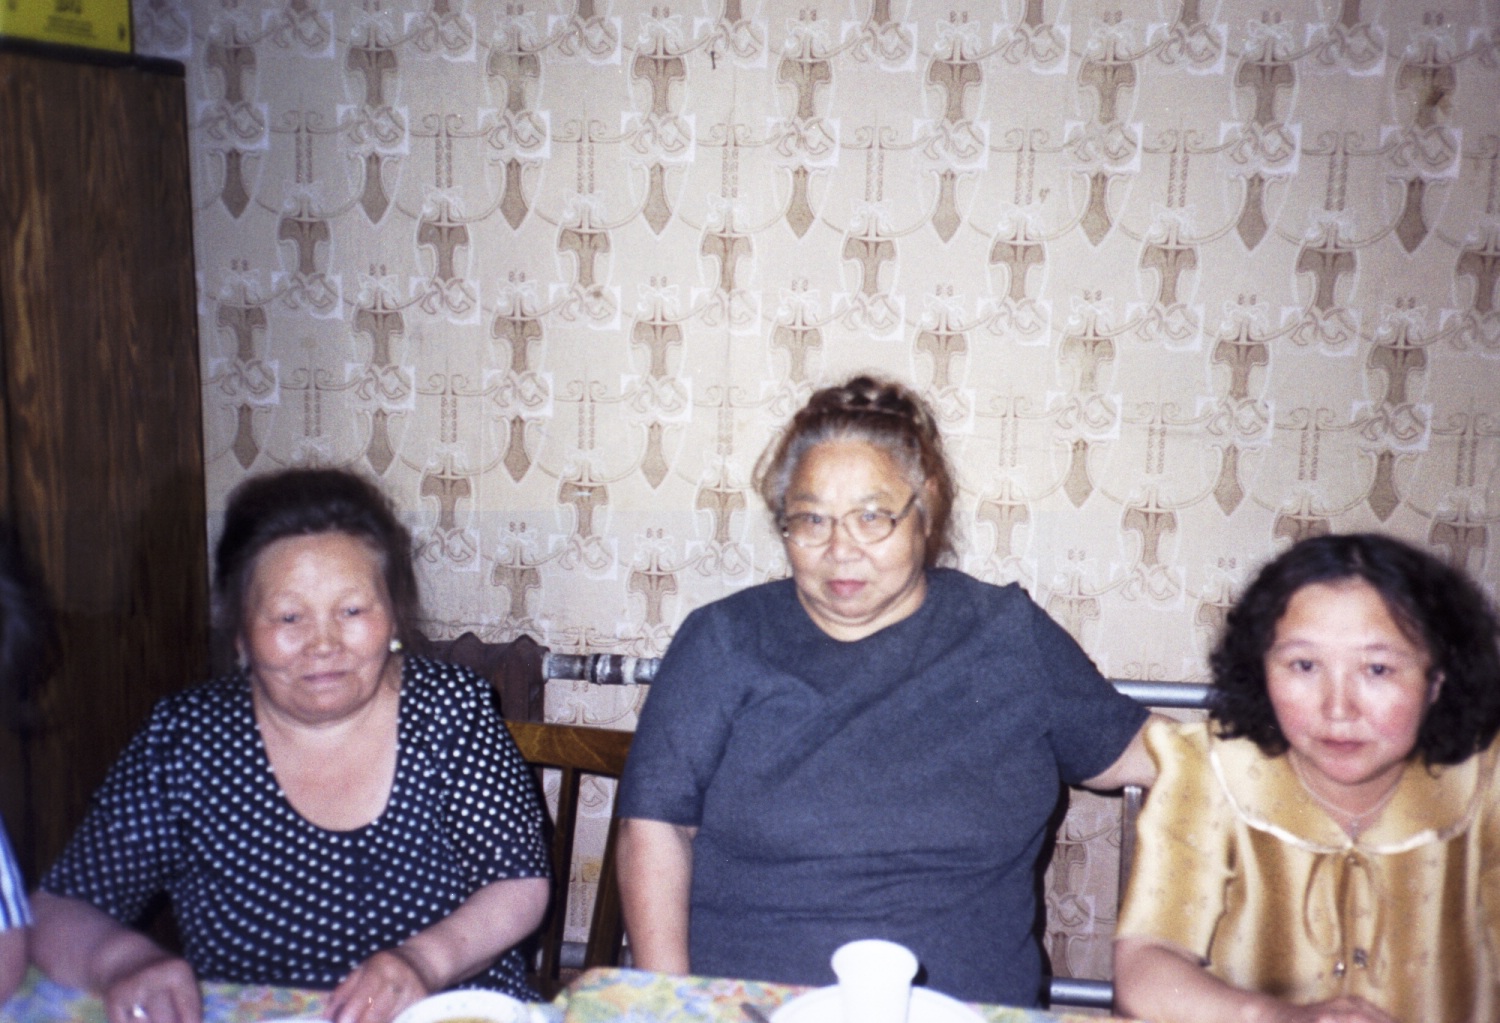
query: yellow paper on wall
[{"left": 0, "top": 0, "right": 132, "bottom": 54}]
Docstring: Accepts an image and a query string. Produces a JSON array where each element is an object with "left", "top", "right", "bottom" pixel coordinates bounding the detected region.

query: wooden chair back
[
  {"left": 504, "top": 719, "right": 633, "bottom": 998},
  {"left": 417, "top": 631, "right": 546, "bottom": 721},
  {"left": 416, "top": 634, "right": 632, "bottom": 994}
]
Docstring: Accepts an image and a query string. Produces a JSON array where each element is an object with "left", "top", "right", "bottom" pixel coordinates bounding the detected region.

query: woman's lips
[{"left": 827, "top": 579, "right": 865, "bottom": 598}]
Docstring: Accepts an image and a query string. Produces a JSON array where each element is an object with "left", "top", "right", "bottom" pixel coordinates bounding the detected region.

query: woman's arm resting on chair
[
  {"left": 1113, "top": 935, "right": 1398, "bottom": 1023},
  {"left": 617, "top": 817, "right": 696, "bottom": 974},
  {"left": 31, "top": 891, "right": 201, "bottom": 1023},
  {"left": 1081, "top": 714, "right": 1170, "bottom": 791}
]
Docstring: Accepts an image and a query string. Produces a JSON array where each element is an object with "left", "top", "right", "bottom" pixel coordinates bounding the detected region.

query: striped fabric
[{"left": 0, "top": 822, "right": 30, "bottom": 931}]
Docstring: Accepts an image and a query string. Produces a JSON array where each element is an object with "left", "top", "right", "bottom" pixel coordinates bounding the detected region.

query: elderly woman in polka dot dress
[{"left": 30, "top": 469, "right": 551, "bottom": 1023}]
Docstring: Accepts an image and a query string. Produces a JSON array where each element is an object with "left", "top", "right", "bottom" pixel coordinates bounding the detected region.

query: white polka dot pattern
[{"left": 42, "top": 657, "right": 550, "bottom": 997}]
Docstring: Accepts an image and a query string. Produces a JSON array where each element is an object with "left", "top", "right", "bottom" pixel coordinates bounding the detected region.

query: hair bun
[{"left": 819, "top": 375, "right": 918, "bottom": 422}]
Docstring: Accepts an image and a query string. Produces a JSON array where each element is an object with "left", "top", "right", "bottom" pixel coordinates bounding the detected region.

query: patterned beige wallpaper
[{"left": 138, "top": 0, "right": 1500, "bottom": 991}]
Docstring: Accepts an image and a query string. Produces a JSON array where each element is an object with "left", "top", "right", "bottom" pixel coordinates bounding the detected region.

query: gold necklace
[{"left": 1288, "top": 754, "right": 1402, "bottom": 839}]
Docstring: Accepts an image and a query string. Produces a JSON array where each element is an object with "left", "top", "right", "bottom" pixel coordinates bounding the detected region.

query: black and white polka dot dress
[{"left": 42, "top": 656, "right": 550, "bottom": 998}]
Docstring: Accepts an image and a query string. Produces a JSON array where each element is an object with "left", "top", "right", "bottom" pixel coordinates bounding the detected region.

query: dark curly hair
[
  {"left": 1210, "top": 532, "right": 1500, "bottom": 766},
  {"left": 213, "top": 468, "right": 420, "bottom": 668},
  {"left": 752, "top": 374, "right": 958, "bottom": 567}
]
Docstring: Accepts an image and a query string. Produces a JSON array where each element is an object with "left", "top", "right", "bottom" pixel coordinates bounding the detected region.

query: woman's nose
[
  {"left": 826, "top": 519, "right": 863, "bottom": 558},
  {"left": 308, "top": 615, "right": 342, "bottom": 652},
  {"left": 1322, "top": 673, "right": 1355, "bottom": 719}
]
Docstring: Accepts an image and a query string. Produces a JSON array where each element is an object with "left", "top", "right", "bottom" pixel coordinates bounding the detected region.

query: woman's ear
[
  {"left": 1427, "top": 670, "right": 1445, "bottom": 707},
  {"left": 922, "top": 477, "right": 940, "bottom": 537}
]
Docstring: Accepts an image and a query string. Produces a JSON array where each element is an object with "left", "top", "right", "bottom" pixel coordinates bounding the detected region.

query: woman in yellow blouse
[{"left": 1115, "top": 533, "right": 1500, "bottom": 1023}]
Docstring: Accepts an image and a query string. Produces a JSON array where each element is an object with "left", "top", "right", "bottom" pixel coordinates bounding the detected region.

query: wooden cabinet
[{"left": 0, "top": 43, "right": 208, "bottom": 883}]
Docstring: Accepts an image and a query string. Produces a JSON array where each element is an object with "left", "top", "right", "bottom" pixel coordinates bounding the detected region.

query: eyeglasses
[{"left": 779, "top": 494, "right": 919, "bottom": 548}]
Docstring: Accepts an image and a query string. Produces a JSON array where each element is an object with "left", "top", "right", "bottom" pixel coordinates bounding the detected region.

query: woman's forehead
[
  {"left": 787, "top": 440, "right": 910, "bottom": 501},
  {"left": 247, "top": 532, "right": 386, "bottom": 589}
]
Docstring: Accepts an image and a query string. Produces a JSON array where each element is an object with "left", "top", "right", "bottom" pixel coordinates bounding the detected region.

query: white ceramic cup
[{"left": 830, "top": 939, "right": 919, "bottom": 1023}]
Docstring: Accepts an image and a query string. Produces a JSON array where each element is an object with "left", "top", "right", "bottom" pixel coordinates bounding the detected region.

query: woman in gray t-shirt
[{"left": 616, "top": 374, "right": 1158, "bottom": 1007}]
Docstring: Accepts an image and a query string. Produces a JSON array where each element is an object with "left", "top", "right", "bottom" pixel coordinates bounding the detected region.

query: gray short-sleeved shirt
[{"left": 617, "top": 569, "right": 1146, "bottom": 1006}]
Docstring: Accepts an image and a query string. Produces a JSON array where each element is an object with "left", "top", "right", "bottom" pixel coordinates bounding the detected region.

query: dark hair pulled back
[
  {"left": 753, "top": 374, "right": 957, "bottom": 566},
  {"left": 213, "top": 468, "right": 419, "bottom": 668}
]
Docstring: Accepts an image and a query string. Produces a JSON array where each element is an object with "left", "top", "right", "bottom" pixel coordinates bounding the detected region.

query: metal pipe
[
  {"left": 1110, "top": 679, "right": 1212, "bottom": 710},
  {"left": 1046, "top": 976, "right": 1114, "bottom": 1009}
]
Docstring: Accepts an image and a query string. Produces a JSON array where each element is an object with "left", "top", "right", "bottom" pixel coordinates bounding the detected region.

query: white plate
[
  {"left": 771, "top": 986, "right": 984, "bottom": 1023},
  {"left": 393, "top": 990, "right": 529, "bottom": 1023}
]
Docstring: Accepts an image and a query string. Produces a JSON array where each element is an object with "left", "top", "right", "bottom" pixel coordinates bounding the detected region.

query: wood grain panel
[{"left": 0, "top": 45, "right": 207, "bottom": 884}]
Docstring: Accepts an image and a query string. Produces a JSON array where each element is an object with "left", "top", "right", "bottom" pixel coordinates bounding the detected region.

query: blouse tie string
[{"left": 1302, "top": 848, "right": 1386, "bottom": 989}]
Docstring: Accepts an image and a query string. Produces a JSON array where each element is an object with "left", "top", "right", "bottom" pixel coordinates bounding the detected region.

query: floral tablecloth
[
  {"left": 0, "top": 971, "right": 570, "bottom": 1023},
  {"left": 557, "top": 967, "right": 1123, "bottom": 1023},
  {"left": 1, "top": 966, "right": 1122, "bottom": 1023},
  {"left": 0, "top": 970, "right": 329, "bottom": 1023}
]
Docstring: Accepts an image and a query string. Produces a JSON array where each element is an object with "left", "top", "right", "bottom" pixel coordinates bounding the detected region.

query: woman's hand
[
  {"left": 327, "top": 876, "right": 548, "bottom": 1023},
  {"left": 1114, "top": 937, "right": 1400, "bottom": 1023},
  {"left": 101, "top": 954, "right": 200, "bottom": 1023},
  {"left": 31, "top": 893, "right": 201, "bottom": 1023},
  {"left": 326, "top": 949, "right": 430, "bottom": 1023}
]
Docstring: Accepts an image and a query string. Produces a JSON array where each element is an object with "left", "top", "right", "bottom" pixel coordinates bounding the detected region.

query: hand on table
[
  {"left": 327, "top": 949, "right": 431, "bottom": 1023},
  {"left": 102, "top": 953, "right": 201, "bottom": 1023}
]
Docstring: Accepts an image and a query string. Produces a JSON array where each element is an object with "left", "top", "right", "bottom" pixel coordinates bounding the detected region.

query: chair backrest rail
[
  {"left": 1046, "top": 977, "right": 1113, "bottom": 1010},
  {"left": 543, "top": 652, "right": 1215, "bottom": 712},
  {"left": 1112, "top": 680, "right": 1211, "bottom": 710},
  {"left": 544, "top": 652, "right": 659, "bottom": 686}
]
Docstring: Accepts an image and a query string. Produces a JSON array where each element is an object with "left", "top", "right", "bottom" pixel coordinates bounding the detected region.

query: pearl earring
[{"left": 389, "top": 637, "right": 404, "bottom": 654}]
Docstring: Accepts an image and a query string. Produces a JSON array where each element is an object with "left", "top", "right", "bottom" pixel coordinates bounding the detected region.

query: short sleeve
[
  {"left": 428, "top": 663, "right": 550, "bottom": 888},
  {"left": 616, "top": 605, "right": 739, "bottom": 825},
  {"left": 0, "top": 821, "right": 30, "bottom": 930},
  {"left": 39, "top": 706, "right": 181, "bottom": 925},
  {"left": 1019, "top": 594, "right": 1149, "bottom": 784},
  {"left": 1115, "top": 719, "right": 1234, "bottom": 959}
]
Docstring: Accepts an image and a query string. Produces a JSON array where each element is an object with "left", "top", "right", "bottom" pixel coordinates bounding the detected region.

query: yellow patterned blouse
[{"left": 1117, "top": 720, "right": 1500, "bottom": 1023}]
